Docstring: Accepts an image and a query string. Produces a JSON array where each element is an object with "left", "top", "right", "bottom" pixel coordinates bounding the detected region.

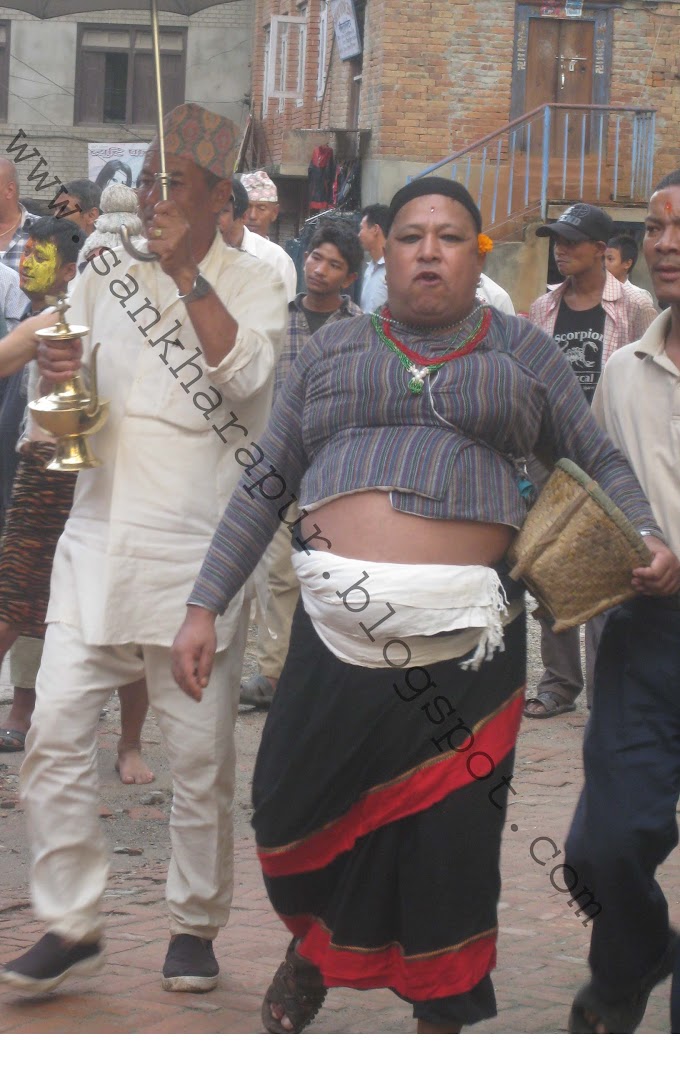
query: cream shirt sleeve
[{"left": 204, "top": 254, "right": 288, "bottom": 403}]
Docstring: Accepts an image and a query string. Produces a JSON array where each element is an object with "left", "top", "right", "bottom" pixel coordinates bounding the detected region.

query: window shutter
[
  {"left": 77, "top": 50, "right": 106, "bottom": 123},
  {"left": 132, "top": 51, "right": 185, "bottom": 125}
]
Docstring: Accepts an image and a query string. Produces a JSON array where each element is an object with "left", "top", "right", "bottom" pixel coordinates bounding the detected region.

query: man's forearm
[{"left": 175, "top": 267, "right": 238, "bottom": 367}]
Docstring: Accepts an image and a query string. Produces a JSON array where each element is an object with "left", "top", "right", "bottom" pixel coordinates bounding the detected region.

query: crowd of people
[{"left": 0, "top": 102, "right": 677, "bottom": 1036}]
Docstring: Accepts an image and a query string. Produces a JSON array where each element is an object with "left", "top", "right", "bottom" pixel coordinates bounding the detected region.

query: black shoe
[
  {"left": 0, "top": 932, "right": 103, "bottom": 994},
  {"left": 162, "top": 934, "right": 219, "bottom": 992}
]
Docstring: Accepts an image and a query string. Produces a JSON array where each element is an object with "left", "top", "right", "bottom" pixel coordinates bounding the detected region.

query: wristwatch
[{"left": 177, "top": 271, "right": 212, "bottom": 304}]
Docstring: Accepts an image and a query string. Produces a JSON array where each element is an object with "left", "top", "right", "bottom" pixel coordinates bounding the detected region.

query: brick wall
[
  {"left": 361, "top": 0, "right": 513, "bottom": 165},
  {"left": 608, "top": 0, "right": 680, "bottom": 182},
  {"left": 252, "top": 0, "right": 680, "bottom": 190}
]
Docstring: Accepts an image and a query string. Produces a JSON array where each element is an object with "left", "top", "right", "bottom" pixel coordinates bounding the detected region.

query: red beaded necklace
[
  {"left": 372, "top": 304, "right": 493, "bottom": 394},
  {"left": 376, "top": 305, "right": 492, "bottom": 367}
]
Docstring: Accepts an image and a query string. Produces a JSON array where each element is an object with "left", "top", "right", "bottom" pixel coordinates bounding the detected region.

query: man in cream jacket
[{"left": 0, "top": 105, "right": 287, "bottom": 996}]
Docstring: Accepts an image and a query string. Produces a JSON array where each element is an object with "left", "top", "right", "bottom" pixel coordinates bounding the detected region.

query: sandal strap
[{"left": 263, "top": 939, "right": 327, "bottom": 1033}]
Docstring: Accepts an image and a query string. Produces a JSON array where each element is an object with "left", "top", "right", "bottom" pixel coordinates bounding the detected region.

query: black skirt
[{"left": 252, "top": 599, "right": 526, "bottom": 1024}]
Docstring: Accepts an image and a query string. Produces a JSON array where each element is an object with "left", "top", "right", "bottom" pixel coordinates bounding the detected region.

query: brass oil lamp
[{"left": 28, "top": 295, "right": 109, "bottom": 472}]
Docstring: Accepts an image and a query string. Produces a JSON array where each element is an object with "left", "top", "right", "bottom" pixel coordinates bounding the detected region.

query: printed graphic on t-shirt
[{"left": 553, "top": 301, "right": 606, "bottom": 405}]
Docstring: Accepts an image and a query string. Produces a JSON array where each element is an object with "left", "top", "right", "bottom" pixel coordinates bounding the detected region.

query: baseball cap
[{"left": 536, "top": 203, "right": 613, "bottom": 243}]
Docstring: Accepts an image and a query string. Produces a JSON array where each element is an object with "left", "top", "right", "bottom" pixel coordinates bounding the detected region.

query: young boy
[
  {"left": 240, "top": 222, "right": 363, "bottom": 709},
  {"left": 605, "top": 233, "right": 657, "bottom": 313}
]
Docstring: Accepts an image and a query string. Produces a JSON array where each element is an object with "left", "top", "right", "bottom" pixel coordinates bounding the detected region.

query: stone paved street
[{"left": 0, "top": 620, "right": 678, "bottom": 1034}]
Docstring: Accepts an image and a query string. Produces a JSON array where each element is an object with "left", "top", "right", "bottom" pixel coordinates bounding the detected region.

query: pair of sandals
[
  {"left": 260, "top": 933, "right": 679, "bottom": 1034},
  {"left": 524, "top": 693, "right": 576, "bottom": 719}
]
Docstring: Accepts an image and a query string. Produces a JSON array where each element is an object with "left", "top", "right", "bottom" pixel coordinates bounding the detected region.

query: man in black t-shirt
[{"left": 525, "top": 203, "right": 656, "bottom": 721}]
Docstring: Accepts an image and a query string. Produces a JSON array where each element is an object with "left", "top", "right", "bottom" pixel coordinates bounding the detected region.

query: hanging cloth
[{"left": 308, "top": 145, "right": 335, "bottom": 211}]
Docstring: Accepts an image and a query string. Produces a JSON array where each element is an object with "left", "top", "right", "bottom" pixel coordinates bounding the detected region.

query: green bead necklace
[{"left": 371, "top": 305, "right": 493, "bottom": 394}]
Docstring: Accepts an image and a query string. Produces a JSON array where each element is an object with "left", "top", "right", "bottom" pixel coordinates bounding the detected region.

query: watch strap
[{"left": 177, "top": 271, "right": 212, "bottom": 304}]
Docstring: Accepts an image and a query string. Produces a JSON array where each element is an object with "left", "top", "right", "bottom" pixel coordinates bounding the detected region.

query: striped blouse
[{"left": 189, "top": 307, "right": 662, "bottom": 614}]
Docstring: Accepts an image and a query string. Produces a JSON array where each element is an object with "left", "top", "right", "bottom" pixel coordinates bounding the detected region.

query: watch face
[
  {"left": 181, "top": 272, "right": 211, "bottom": 303},
  {"left": 194, "top": 273, "right": 211, "bottom": 299}
]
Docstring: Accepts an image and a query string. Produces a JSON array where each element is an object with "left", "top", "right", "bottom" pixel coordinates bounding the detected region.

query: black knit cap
[{"left": 387, "top": 177, "right": 483, "bottom": 235}]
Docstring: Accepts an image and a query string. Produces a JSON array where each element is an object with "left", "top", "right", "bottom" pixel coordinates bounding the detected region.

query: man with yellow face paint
[
  {"left": 0, "top": 218, "right": 153, "bottom": 785},
  {"left": 19, "top": 235, "right": 61, "bottom": 296}
]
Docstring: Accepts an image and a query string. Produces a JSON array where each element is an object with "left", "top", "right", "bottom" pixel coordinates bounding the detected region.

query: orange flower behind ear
[{"left": 478, "top": 234, "right": 493, "bottom": 254}]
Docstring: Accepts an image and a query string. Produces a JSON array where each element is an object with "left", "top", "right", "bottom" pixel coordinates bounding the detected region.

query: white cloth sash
[{"left": 292, "top": 550, "right": 514, "bottom": 671}]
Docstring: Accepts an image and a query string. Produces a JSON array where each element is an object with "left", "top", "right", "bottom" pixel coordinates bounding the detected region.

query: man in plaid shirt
[
  {"left": 525, "top": 202, "right": 658, "bottom": 721},
  {"left": 240, "top": 221, "right": 363, "bottom": 710}
]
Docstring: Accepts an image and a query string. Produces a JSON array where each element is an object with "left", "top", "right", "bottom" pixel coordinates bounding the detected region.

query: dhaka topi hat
[
  {"left": 387, "top": 177, "right": 483, "bottom": 235},
  {"left": 149, "top": 103, "right": 240, "bottom": 180},
  {"left": 241, "top": 169, "right": 279, "bottom": 203},
  {"left": 536, "top": 203, "right": 613, "bottom": 243},
  {"left": 81, "top": 183, "right": 142, "bottom": 259}
]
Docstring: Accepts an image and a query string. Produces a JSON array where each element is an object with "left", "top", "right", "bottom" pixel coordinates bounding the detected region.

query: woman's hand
[
  {"left": 632, "top": 536, "right": 680, "bottom": 597},
  {"left": 36, "top": 336, "right": 83, "bottom": 383},
  {"left": 171, "top": 605, "right": 218, "bottom": 701}
]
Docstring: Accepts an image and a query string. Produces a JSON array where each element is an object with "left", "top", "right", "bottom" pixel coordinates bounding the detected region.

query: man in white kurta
[{"left": 0, "top": 106, "right": 287, "bottom": 997}]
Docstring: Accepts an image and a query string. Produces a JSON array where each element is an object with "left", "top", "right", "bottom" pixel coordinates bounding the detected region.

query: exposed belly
[{"left": 301, "top": 489, "right": 515, "bottom": 565}]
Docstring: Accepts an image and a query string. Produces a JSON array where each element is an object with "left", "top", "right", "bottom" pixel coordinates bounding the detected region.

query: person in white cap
[
  {"left": 219, "top": 178, "right": 297, "bottom": 300},
  {"left": 241, "top": 170, "right": 280, "bottom": 240}
]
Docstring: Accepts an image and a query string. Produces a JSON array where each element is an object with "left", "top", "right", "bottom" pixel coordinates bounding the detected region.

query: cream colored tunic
[
  {"left": 46, "top": 234, "right": 287, "bottom": 649},
  {"left": 240, "top": 226, "right": 298, "bottom": 301},
  {"left": 592, "top": 308, "right": 679, "bottom": 557}
]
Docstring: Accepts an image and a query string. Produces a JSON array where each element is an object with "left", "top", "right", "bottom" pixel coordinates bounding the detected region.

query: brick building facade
[{"left": 249, "top": 0, "right": 680, "bottom": 232}]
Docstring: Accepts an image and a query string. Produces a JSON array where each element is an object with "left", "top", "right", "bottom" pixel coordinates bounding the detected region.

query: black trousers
[{"left": 565, "top": 597, "right": 680, "bottom": 1007}]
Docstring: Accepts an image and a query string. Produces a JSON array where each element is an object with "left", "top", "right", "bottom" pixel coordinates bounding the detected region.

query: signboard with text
[
  {"left": 330, "top": 0, "right": 362, "bottom": 60},
  {"left": 87, "top": 142, "right": 149, "bottom": 191}
]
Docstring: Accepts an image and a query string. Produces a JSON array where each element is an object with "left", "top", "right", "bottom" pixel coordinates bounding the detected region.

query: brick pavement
[{"left": 0, "top": 695, "right": 678, "bottom": 1033}]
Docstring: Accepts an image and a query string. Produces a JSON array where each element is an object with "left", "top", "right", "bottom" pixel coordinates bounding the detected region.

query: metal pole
[
  {"left": 119, "top": 0, "right": 167, "bottom": 259},
  {"left": 151, "top": 0, "right": 169, "bottom": 200},
  {"left": 540, "top": 106, "right": 551, "bottom": 220}
]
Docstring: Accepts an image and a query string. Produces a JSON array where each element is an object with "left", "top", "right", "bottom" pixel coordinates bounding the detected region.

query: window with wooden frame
[
  {"left": 75, "top": 25, "right": 186, "bottom": 126},
  {"left": 0, "top": 23, "right": 10, "bottom": 123},
  {"left": 265, "top": 15, "right": 306, "bottom": 105}
]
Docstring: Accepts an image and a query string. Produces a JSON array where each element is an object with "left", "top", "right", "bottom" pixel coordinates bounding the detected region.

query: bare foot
[
  {"left": 269, "top": 1002, "right": 294, "bottom": 1031},
  {"left": 116, "top": 741, "right": 155, "bottom": 785}
]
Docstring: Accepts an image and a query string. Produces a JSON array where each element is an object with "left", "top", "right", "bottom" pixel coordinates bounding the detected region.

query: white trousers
[{"left": 20, "top": 611, "right": 249, "bottom": 942}]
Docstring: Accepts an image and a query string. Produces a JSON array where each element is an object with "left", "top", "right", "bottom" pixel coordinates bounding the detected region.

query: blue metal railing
[{"left": 410, "top": 104, "right": 656, "bottom": 233}]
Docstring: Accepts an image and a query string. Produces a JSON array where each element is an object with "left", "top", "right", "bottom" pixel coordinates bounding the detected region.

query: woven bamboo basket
[{"left": 507, "top": 459, "right": 652, "bottom": 632}]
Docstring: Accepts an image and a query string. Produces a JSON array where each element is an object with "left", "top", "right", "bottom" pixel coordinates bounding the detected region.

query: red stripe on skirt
[
  {"left": 259, "top": 688, "right": 524, "bottom": 878},
  {"left": 282, "top": 917, "right": 497, "bottom": 1000}
]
